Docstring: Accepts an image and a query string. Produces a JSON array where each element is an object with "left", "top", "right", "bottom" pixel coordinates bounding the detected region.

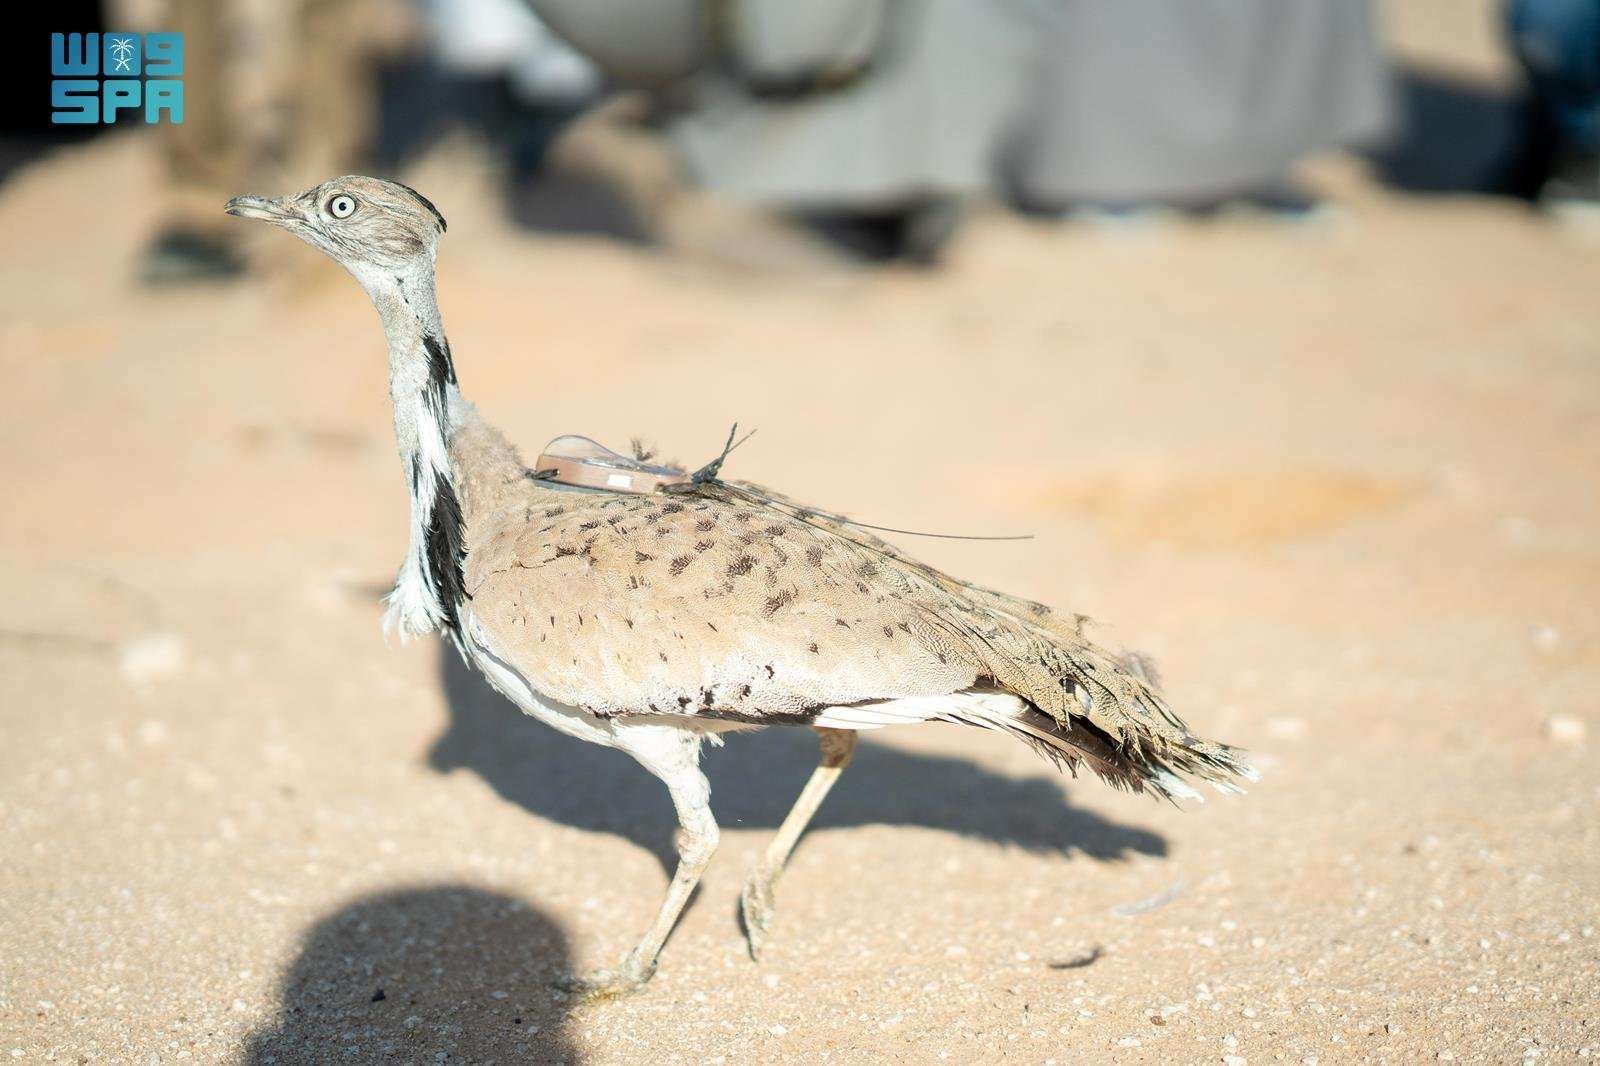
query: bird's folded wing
[{"left": 462, "top": 486, "right": 986, "bottom": 721}]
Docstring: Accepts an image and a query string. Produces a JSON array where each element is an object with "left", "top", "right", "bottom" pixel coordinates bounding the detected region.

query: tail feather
[
  {"left": 810, "top": 654, "right": 1257, "bottom": 802},
  {"left": 942, "top": 695, "right": 1256, "bottom": 804}
]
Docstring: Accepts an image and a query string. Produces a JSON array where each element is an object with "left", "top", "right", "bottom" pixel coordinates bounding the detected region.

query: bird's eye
[{"left": 327, "top": 194, "right": 356, "bottom": 219}]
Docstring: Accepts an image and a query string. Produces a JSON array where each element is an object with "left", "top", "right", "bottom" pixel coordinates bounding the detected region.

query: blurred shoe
[
  {"left": 800, "top": 211, "right": 901, "bottom": 262},
  {"left": 139, "top": 227, "right": 246, "bottom": 285},
  {"left": 899, "top": 197, "right": 964, "bottom": 266},
  {"left": 1538, "top": 149, "right": 1600, "bottom": 218},
  {"left": 801, "top": 196, "right": 963, "bottom": 266},
  {"left": 1223, "top": 179, "right": 1322, "bottom": 217}
]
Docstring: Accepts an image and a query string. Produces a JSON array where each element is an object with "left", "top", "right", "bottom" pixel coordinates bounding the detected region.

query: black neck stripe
[
  {"left": 424, "top": 469, "right": 466, "bottom": 636},
  {"left": 421, "top": 331, "right": 456, "bottom": 418}
]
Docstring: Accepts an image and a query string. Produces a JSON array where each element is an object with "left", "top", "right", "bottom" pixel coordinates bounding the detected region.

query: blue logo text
[{"left": 51, "top": 32, "right": 184, "bottom": 124}]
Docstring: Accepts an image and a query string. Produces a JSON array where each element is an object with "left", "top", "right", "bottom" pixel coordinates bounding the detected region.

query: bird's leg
[
  {"left": 557, "top": 727, "right": 718, "bottom": 1001},
  {"left": 741, "top": 726, "right": 858, "bottom": 959}
]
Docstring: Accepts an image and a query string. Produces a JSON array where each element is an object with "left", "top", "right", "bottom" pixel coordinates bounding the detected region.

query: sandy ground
[{"left": 3, "top": 18, "right": 1599, "bottom": 1064}]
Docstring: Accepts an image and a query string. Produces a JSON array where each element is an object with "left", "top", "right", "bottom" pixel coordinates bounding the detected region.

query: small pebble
[
  {"left": 1266, "top": 717, "right": 1306, "bottom": 740},
  {"left": 1545, "top": 715, "right": 1586, "bottom": 744},
  {"left": 1531, "top": 624, "right": 1560, "bottom": 653},
  {"left": 119, "top": 633, "right": 187, "bottom": 683},
  {"left": 1500, "top": 516, "right": 1536, "bottom": 546}
]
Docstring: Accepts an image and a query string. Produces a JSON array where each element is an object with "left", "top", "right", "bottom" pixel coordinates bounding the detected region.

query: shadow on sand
[
  {"left": 244, "top": 885, "right": 582, "bottom": 1064},
  {"left": 429, "top": 649, "right": 1167, "bottom": 872}
]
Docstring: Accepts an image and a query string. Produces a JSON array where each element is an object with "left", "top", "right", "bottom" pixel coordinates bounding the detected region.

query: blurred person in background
[
  {"left": 526, "top": 0, "right": 1391, "bottom": 262},
  {"left": 1507, "top": 0, "right": 1600, "bottom": 211}
]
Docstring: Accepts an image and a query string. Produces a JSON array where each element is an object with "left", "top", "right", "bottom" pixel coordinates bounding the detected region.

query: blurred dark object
[
  {"left": 137, "top": 226, "right": 248, "bottom": 285},
  {"left": 0, "top": 0, "right": 107, "bottom": 186},
  {"left": 799, "top": 196, "right": 963, "bottom": 266},
  {"left": 1362, "top": 65, "right": 1547, "bottom": 197},
  {"left": 1538, "top": 142, "right": 1600, "bottom": 203},
  {"left": 1507, "top": 0, "right": 1600, "bottom": 207}
]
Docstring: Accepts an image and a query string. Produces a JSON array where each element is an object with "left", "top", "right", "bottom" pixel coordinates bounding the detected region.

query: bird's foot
[
  {"left": 553, "top": 957, "right": 657, "bottom": 1002},
  {"left": 740, "top": 874, "right": 777, "bottom": 960}
]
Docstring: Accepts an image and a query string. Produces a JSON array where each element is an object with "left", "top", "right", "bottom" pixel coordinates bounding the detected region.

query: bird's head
[{"left": 225, "top": 175, "right": 447, "bottom": 275}]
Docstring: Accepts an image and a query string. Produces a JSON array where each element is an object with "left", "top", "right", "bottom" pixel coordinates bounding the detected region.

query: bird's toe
[{"left": 553, "top": 960, "right": 657, "bottom": 1002}]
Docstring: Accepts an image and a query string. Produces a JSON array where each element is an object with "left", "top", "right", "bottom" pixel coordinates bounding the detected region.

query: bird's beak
[{"left": 224, "top": 195, "right": 300, "bottom": 225}]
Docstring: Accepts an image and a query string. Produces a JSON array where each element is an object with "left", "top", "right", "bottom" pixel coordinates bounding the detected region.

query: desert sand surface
[{"left": 3, "top": 15, "right": 1599, "bottom": 1064}]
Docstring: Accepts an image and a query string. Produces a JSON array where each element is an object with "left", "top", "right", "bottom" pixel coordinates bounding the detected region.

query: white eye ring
[{"left": 327, "top": 194, "right": 356, "bottom": 219}]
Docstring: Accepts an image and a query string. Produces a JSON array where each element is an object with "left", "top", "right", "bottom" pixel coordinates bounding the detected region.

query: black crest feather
[{"left": 394, "top": 181, "right": 447, "bottom": 233}]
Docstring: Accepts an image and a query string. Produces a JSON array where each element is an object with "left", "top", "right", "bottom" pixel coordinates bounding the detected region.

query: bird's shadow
[
  {"left": 430, "top": 650, "right": 1167, "bottom": 872},
  {"left": 243, "top": 885, "right": 582, "bottom": 1064}
]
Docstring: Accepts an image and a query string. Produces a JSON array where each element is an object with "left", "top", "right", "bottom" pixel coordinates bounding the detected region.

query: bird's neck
[{"left": 363, "top": 259, "right": 467, "bottom": 645}]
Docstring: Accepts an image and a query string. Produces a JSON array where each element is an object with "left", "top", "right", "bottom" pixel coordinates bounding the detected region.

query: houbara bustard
[{"left": 227, "top": 176, "right": 1254, "bottom": 997}]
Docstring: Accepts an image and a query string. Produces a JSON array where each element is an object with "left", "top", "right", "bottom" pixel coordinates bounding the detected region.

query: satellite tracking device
[
  {"left": 534, "top": 435, "right": 691, "bottom": 495},
  {"left": 534, "top": 427, "right": 1031, "bottom": 541}
]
